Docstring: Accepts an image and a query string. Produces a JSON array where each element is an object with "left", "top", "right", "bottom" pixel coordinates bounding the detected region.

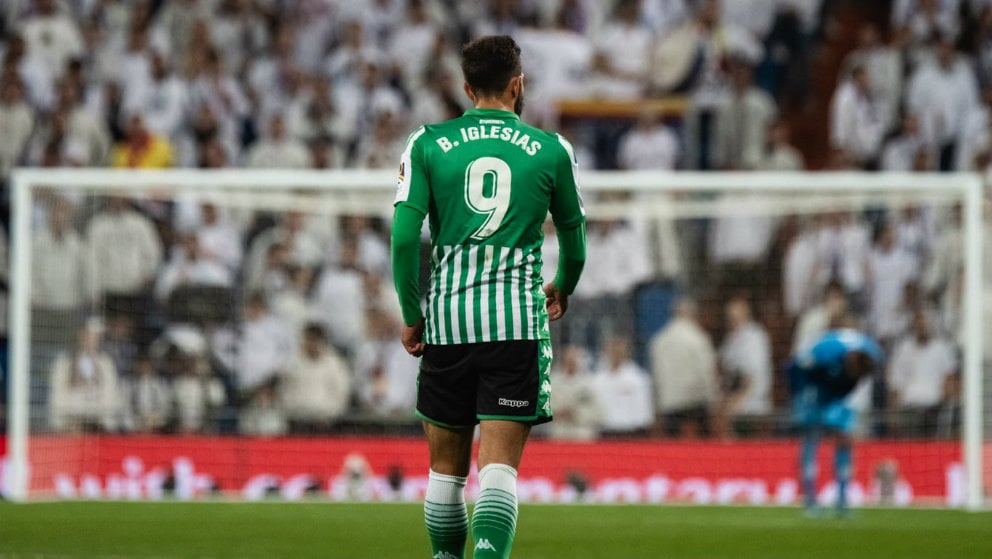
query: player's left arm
[
  {"left": 545, "top": 134, "right": 587, "bottom": 320},
  {"left": 391, "top": 128, "right": 429, "bottom": 355}
]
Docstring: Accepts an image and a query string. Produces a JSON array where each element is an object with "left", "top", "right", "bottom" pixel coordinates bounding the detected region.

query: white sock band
[
  {"left": 427, "top": 470, "right": 467, "bottom": 504},
  {"left": 478, "top": 464, "right": 518, "bottom": 494}
]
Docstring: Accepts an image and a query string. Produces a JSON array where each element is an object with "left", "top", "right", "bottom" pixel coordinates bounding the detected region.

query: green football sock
[
  {"left": 425, "top": 470, "right": 468, "bottom": 559},
  {"left": 472, "top": 464, "right": 518, "bottom": 559}
]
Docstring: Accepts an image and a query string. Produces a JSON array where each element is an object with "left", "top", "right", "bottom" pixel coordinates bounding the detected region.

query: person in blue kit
[{"left": 787, "top": 328, "right": 884, "bottom": 515}]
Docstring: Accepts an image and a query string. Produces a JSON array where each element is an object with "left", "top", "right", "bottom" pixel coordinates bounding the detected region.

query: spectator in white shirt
[
  {"left": 617, "top": 110, "right": 680, "bottom": 170},
  {"left": 830, "top": 64, "right": 890, "bottom": 169},
  {"left": 893, "top": 0, "right": 960, "bottom": 46},
  {"left": 0, "top": 33, "right": 55, "bottom": 111},
  {"left": 279, "top": 323, "right": 352, "bottom": 433},
  {"left": 85, "top": 196, "right": 163, "bottom": 299},
  {"left": 548, "top": 345, "right": 602, "bottom": 441},
  {"left": 122, "top": 50, "right": 188, "bottom": 140},
  {"left": 239, "top": 379, "right": 288, "bottom": 436},
  {"left": 715, "top": 295, "right": 772, "bottom": 436},
  {"left": 0, "top": 75, "right": 35, "bottom": 179},
  {"left": 49, "top": 318, "right": 120, "bottom": 432},
  {"left": 792, "top": 281, "right": 849, "bottom": 356},
  {"left": 868, "top": 222, "right": 921, "bottom": 345},
  {"left": 588, "top": 0, "right": 652, "bottom": 99},
  {"left": 590, "top": 337, "right": 655, "bottom": 436},
  {"left": 32, "top": 196, "right": 87, "bottom": 311},
  {"left": 887, "top": 310, "right": 959, "bottom": 436},
  {"left": 312, "top": 239, "right": 369, "bottom": 358},
  {"left": 713, "top": 57, "right": 777, "bottom": 170},
  {"left": 245, "top": 112, "right": 311, "bottom": 168},
  {"left": 355, "top": 307, "right": 418, "bottom": 418},
  {"left": 154, "top": 233, "right": 233, "bottom": 302},
  {"left": 122, "top": 353, "right": 172, "bottom": 433},
  {"left": 906, "top": 35, "right": 979, "bottom": 170},
  {"left": 649, "top": 298, "right": 718, "bottom": 438},
  {"left": 759, "top": 119, "right": 805, "bottom": 171},
  {"left": 156, "top": 325, "right": 225, "bottom": 434},
  {"left": 20, "top": 0, "right": 84, "bottom": 80},
  {"left": 881, "top": 112, "right": 931, "bottom": 171},
  {"left": 841, "top": 23, "right": 904, "bottom": 127},
  {"left": 187, "top": 48, "right": 249, "bottom": 155},
  {"left": 212, "top": 292, "right": 295, "bottom": 396}
]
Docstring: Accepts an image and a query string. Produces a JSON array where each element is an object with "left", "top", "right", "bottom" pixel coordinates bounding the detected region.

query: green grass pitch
[{"left": 1, "top": 502, "right": 990, "bottom": 558}]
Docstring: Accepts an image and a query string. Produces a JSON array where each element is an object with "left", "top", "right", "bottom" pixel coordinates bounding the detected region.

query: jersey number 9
[{"left": 464, "top": 156, "right": 512, "bottom": 240}]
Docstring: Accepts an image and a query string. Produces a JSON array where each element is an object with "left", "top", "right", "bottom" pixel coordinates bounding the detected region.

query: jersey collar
[{"left": 464, "top": 108, "right": 520, "bottom": 121}]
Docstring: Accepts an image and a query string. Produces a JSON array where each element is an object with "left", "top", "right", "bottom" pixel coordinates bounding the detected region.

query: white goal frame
[{"left": 4, "top": 168, "right": 985, "bottom": 509}]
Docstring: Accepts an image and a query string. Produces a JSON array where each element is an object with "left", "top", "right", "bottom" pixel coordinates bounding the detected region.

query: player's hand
[
  {"left": 543, "top": 282, "right": 569, "bottom": 321},
  {"left": 401, "top": 318, "right": 426, "bottom": 357}
]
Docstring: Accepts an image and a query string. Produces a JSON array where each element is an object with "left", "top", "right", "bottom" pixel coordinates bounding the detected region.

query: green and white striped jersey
[{"left": 394, "top": 108, "right": 585, "bottom": 345}]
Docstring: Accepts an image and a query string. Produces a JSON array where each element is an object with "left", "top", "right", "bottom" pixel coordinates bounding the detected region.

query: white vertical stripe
[
  {"left": 426, "top": 246, "right": 438, "bottom": 344},
  {"left": 509, "top": 248, "right": 523, "bottom": 339},
  {"left": 522, "top": 249, "right": 534, "bottom": 339},
  {"left": 480, "top": 245, "right": 494, "bottom": 340},
  {"left": 450, "top": 245, "right": 463, "bottom": 344},
  {"left": 436, "top": 246, "right": 452, "bottom": 344},
  {"left": 464, "top": 245, "right": 478, "bottom": 342},
  {"left": 495, "top": 246, "right": 508, "bottom": 340}
]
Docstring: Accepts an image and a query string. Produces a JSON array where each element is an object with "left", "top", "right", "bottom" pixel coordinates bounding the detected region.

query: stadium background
[{"left": 0, "top": 0, "right": 991, "bottom": 529}]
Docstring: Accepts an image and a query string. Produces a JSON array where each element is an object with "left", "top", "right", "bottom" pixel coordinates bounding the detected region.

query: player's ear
[{"left": 463, "top": 82, "right": 476, "bottom": 104}]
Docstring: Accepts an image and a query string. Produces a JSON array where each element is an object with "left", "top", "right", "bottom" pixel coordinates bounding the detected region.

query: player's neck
[{"left": 473, "top": 99, "right": 515, "bottom": 113}]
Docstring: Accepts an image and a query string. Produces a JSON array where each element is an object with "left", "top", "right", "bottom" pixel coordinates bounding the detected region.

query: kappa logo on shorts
[{"left": 498, "top": 397, "right": 529, "bottom": 408}]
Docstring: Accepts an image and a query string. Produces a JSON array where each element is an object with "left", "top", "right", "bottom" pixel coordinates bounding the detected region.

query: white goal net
[{"left": 2, "top": 169, "right": 987, "bottom": 509}]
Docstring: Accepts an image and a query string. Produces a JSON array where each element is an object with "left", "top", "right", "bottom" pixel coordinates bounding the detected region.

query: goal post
[{"left": 3, "top": 168, "right": 985, "bottom": 509}]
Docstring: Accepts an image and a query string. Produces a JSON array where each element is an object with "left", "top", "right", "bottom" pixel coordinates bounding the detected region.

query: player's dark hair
[{"left": 461, "top": 35, "right": 522, "bottom": 97}]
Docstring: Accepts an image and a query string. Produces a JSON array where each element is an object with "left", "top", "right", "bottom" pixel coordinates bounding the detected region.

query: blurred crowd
[{"left": 0, "top": 0, "right": 990, "bottom": 439}]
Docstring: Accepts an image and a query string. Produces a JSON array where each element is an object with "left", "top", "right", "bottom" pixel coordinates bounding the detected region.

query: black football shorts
[{"left": 416, "top": 339, "right": 553, "bottom": 428}]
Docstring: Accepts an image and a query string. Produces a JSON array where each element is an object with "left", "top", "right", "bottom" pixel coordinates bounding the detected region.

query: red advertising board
[{"left": 0, "top": 436, "right": 964, "bottom": 506}]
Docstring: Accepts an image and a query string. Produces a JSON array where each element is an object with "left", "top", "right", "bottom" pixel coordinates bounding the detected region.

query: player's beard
[{"left": 514, "top": 89, "right": 525, "bottom": 116}]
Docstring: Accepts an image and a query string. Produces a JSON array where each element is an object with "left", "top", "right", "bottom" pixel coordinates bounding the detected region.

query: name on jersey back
[{"left": 435, "top": 124, "right": 542, "bottom": 156}]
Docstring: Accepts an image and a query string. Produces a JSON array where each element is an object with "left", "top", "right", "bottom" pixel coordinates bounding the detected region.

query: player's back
[{"left": 399, "top": 108, "right": 583, "bottom": 345}]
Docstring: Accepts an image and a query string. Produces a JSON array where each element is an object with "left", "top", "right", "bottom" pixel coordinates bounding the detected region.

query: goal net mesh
[{"left": 5, "top": 170, "right": 988, "bottom": 507}]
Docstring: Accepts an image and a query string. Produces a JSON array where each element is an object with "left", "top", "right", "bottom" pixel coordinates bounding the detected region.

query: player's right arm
[
  {"left": 391, "top": 127, "right": 429, "bottom": 354},
  {"left": 546, "top": 134, "right": 587, "bottom": 319}
]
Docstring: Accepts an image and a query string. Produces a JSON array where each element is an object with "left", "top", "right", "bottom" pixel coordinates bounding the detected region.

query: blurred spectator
[
  {"left": 955, "top": 85, "right": 992, "bottom": 171},
  {"left": 0, "top": 76, "right": 34, "bottom": 178},
  {"left": 157, "top": 326, "right": 225, "bottom": 433},
  {"left": 842, "top": 23, "right": 904, "bottom": 127},
  {"left": 758, "top": 119, "right": 804, "bottom": 170},
  {"left": 867, "top": 221, "right": 921, "bottom": 345},
  {"left": 388, "top": 0, "right": 441, "bottom": 93},
  {"left": 830, "top": 64, "right": 889, "bottom": 169},
  {"left": 280, "top": 323, "right": 352, "bottom": 433},
  {"left": 212, "top": 292, "right": 295, "bottom": 396},
  {"left": 188, "top": 48, "right": 249, "bottom": 151},
  {"left": 712, "top": 56, "right": 776, "bottom": 170},
  {"left": 31, "top": 196, "right": 87, "bottom": 311},
  {"left": 355, "top": 308, "right": 418, "bottom": 418},
  {"left": 782, "top": 216, "right": 824, "bottom": 318},
  {"left": 715, "top": 295, "right": 772, "bottom": 436},
  {"left": 122, "top": 50, "right": 188, "bottom": 140},
  {"left": 111, "top": 113, "right": 173, "bottom": 168},
  {"left": 617, "top": 110, "right": 680, "bottom": 170},
  {"left": 1, "top": 33, "right": 54, "bottom": 111},
  {"left": 887, "top": 310, "right": 958, "bottom": 436},
  {"left": 244, "top": 211, "right": 324, "bottom": 293},
  {"left": 49, "top": 318, "right": 119, "bottom": 432},
  {"left": 893, "top": 0, "right": 960, "bottom": 46},
  {"left": 923, "top": 204, "right": 964, "bottom": 340},
  {"left": 326, "top": 20, "right": 384, "bottom": 89},
  {"left": 32, "top": 79, "right": 111, "bottom": 167},
  {"left": 906, "top": 35, "right": 979, "bottom": 170},
  {"left": 881, "top": 113, "right": 930, "bottom": 171},
  {"left": 590, "top": 337, "right": 654, "bottom": 436},
  {"left": 121, "top": 353, "right": 171, "bottom": 433},
  {"left": 354, "top": 111, "right": 405, "bottom": 169},
  {"left": 548, "top": 345, "right": 602, "bottom": 441},
  {"left": 193, "top": 201, "right": 244, "bottom": 272},
  {"left": 246, "top": 112, "right": 311, "bottom": 168},
  {"left": 102, "top": 313, "right": 137, "bottom": 379},
  {"left": 312, "top": 239, "right": 370, "bottom": 357},
  {"left": 154, "top": 233, "right": 233, "bottom": 302},
  {"left": 649, "top": 298, "right": 718, "bottom": 438},
  {"left": 240, "top": 379, "right": 288, "bottom": 436},
  {"left": 588, "top": 0, "right": 651, "bottom": 99},
  {"left": 567, "top": 217, "right": 651, "bottom": 354},
  {"left": 86, "top": 196, "right": 163, "bottom": 299},
  {"left": 20, "top": 0, "right": 84, "bottom": 80},
  {"left": 791, "top": 281, "right": 849, "bottom": 355}
]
